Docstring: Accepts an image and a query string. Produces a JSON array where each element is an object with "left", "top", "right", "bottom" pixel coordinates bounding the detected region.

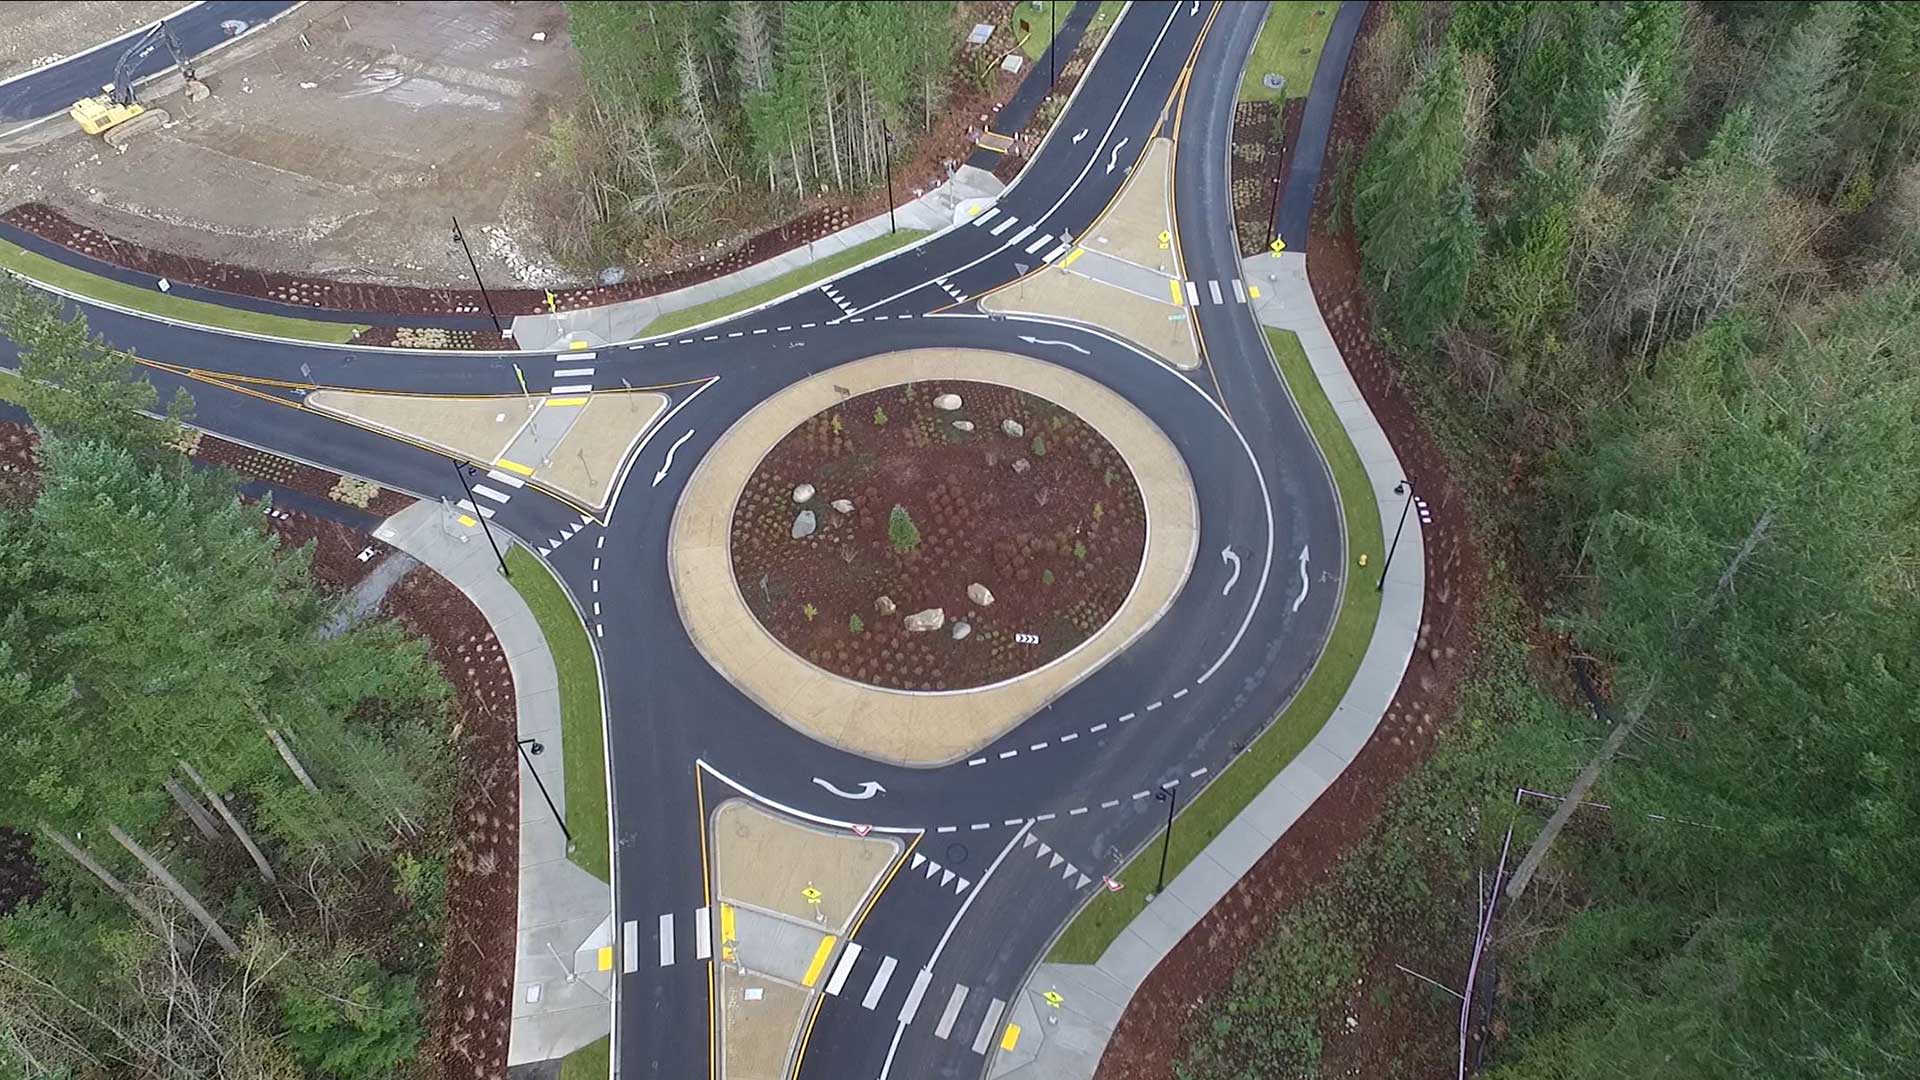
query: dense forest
[
  {"left": 1182, "top": 2, "right": 1918, "bottom": 1078},
  {"left": 0, "top": 278, "right": 465, "bottom": 1078},
  {"left": 534, "top": 1, "right": 967, "bottom": 267}
]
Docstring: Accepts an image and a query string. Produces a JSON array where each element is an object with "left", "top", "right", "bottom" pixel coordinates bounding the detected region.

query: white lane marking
[
  {"left": 471, "top": 483, "right": 511, "bottom": 504},
  {"left": 1293, "top": 544, "right": 1312, "bottom": 612},
  {"left": 1192, "top": 767, "right": 1210, "bottom": 778},
  {"left": 1133, "top": 790, "right": 1150, "bottom": 800},
  {"left": 1070, "top": 807, "right": 1088, "bottom": 816},
  {"left": 1232, "top": 278, "right": 1247, "bottom": 303},
  {"left": 1119, "top": 712, "right": 1136, "bottom": 722},
  {"left": 1105, "top": 136, "right": 1130, "bottom": 173},
  {"left": 679, "top": 338, "right": 693, "bottom": 344},
  {"left": 752, "top": 328, "right": 768, "bottom": 335},
  {"left": 802, "top": 322, "right": 817, "bottom": 328},
  {"left": 898, "top": 968, "right": 933, "bottom": 1024},
  {"left": 1209, "top": 279, "right": 1224, "bottom": 304},
  {"left": 596, "top": 624, "right": 603, "bottom": 638},
  {"left": 1101, "top": 799, "right": 1120, "bottom": 809},
  {"left": 777, "top": 326, "right": 791, "bottom": 331},
  {"left": 1042, "top": 242, "right": 1070, "bottom": 263},
  {"left": 973, "top": 207, "right": 1001, "bottom": 226},
  {"left": 592, "top": 580, "right": 599, "bottom": 593},
  {"left": 972, "top": 998, "right": 1007, "bottom": 1054},
  {"left": 550, "top": 383, "right": 594, "bottom": 394},
  {"left": 1029, "top": 741, "right": 1048, "bottom": 751},
  {"left": 971, "top": 823, "right": 990, "bottom": 831},
  {"left": 1146, "top": 701, "right": 1162, "bottom": 712},
  {"left": 597, "top": 535, "right": 606, "bottom": 549},
  {"left": 1184, "top": 280, "right": 1198, "bottom": 306},
  {"left": 1222, "top": 546, "right": 1242, "bottom": 593},
  {"left": 1008, "top": 225, "right": 1037, "bottom": 248},
  {"left": 1023, "top": 231, "right": 1054, "bottom": 255},
  {"left": 593, "top": 602, "right": 601, "bottom": 616},
  {"left": 1003, "top": 818, "right": 1023, "bottom": 826},
  {"left": 1090, "top": 723, "right": 1108, "bottom": 733},
  {"left": 455, "top": 499, "right": 494, "bottom": 519},
  {"left": 658, "top": 913, "right": 673, "bottom": 967},
  {"left": 968, "top": 757, "right": 987, "bottom": 766},
  {"left": 930, "top": 821, "right": 1031, "bottom": 966},
  {"left": 990, "top": 215, "right": 1020, "bottom": 236},
  {"left": 558, "top": 351, "right": 596, "bottom": 361},
  {"left": 652, "top": 428, "right": 696, "bottom": 487},
  {"left": 862, "top": 955, "right": 898, "bottom": 1010},
  {"left": 1035, "top": 812, "right": 1055, "bottom": 821},
  {"left": 825, "top": 942, "right": 863, "bottom": 996},
  {"left": 935, "top": 985, "right": 968, "bottom": 1039},
  {"left": 703, "top": 335, "right": 718, "bottom": 341},
  {"left": 694, "top": 908, "right": 712, "bottom": 959},
  {"left": 592, "top": 557, "right": 600, "bottom": 570},
  {"left": 727, "top": 331, "right": 743, "bottom": 338},
  {"left": 1173, "top": 688, "right": 1189, "bottom": 699},
  {"left": 623, "top": 919, "right": 639, "bottom": 973},
  {"left": 486, "top": 469, "right": 525, "bottom": 488},
  {"left": 1060, "top": 732, "right": 1078, "bottom": 742},
  {"left": 937, "top": 826, "right": 957, "bottom": 833},
  {"left": 553, "top": 367, "right": 596, "bottom": 377},
  {"left": 998, "top": 750, "right": 1017, "bottom": 759}
]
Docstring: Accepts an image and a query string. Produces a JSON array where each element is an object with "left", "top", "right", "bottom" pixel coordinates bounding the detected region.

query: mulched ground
[
  {"left": 0, "top": 828, "right": 43, "bottom": 918},
  {"left": 730, "top": 381, "right": 1146, "bottom": 690},
  {"left": 1096, "top": 3, "right": 1492, "bottom": 1076},
  {"left": 189, "top": 431, "right": 415, "bottom": 518},
  {"left": 350, "top": 326, "right": 519, "bottom": 352},
  {"left": 1231, "top": 98, "right": 1307, "bottom": 256}
]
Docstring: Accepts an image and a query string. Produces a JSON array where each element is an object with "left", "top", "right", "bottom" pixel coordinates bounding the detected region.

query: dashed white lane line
[
  {"left": 623, "top": 919, "right": 639, "bottom": 973},
  {"left": 752, "top": 328, "right": 768, "bottom": 334},
  {"left": 1146, "top": 701, "right": 1163, "bottom": 712},
  {"left": 694, "top": 907, "right": 712, "bottom": 959},
  {"left": 592, "top": 580, "right": 600, "bottom": 593},
  {"left": 1070, "top": 807, "right": 1088, "bottom": 816},
  {"left": 658, "top": 913, "right": 674, "bottom": 967},
  {"left": 968, "top": 757, "right": 987, "bottom": 766},
  {"left": 990, "top": 215, "right": 1020, "bottom": 237},
  {"left": 777, "top": 325, "right": 792, "bottom": 331},
  {"left": 898, "top": 967, "right": 933, "bottom": 1024},
  {"left": 550, "top": 383, "right": 594, "bottom": 394},
  {"left": 471, "top": 483, "right": 511, "bottom": 504},
  {"left": 592, "top": 557, "right": 601, "bottom": 571},
  {"left": 1133, "top": 790, "right": 1150, "bottom": 799},
  {"left": 593, "top": 602, "right": 601, "bottom": 616},
  {"left": 679, "top": 338, "right": 694, "bottom": 344},
  {"left": 1035, "top": 812, "right": 1055, "bottom": 821},
  {"left": 998, "top": 750, "right": 1017, "bottom": 759},
  {"left": 1101, "top": 799, "right": 1120, "bottom": 808},
  {"left": 1191, "top": 767, "right": 1210, "bottom": 778},
  {"left": 1004, "top": 818, "right": 1024, "bottom": 826},
  {"left": 1060, "top": 732, "right": 1078, "bottom": 742},
  {"left": 971, "top": 997, "right": 1007, "bottom": 1055},
  {"left": 1090, "top": 723, "right": 1108, "bottom": 733},
  {"left": 1173, "top": 688, "right": 1189, "bottom": 699},
  {"left": 935, "top": 984, "right": 968, "bottom": 1039},
  {"left": 971, "top": 823, "right": 991, "bottom": 831},
  {"left": 1029, "top": 741, "right": 1048, "bottom": 751},
  {"left": 596, "top": 535, "right": 606, "bottom": 550},
  {"left": 703, "top": 334, "right": 719, "bottom": 341},
  {"left": 485, "top": 469, "right": 525, "bottom": 488},
  {"left": 727, "top": 331, "right": 744, "bottom": 338},
  {"left": 596, "top": 625, "right": 604, "bottom": 639},
  {"left": 553, "top": 367, "right": 596, "bottom": 378},
  {"left": 861, "top": 955, "right": 898, "bottom": 1010},
  {"left": 1119, "top": 712, "right": 1136, "bottom": 722},
  {"left": 801, "top": 322, "right": 817, "bottom": 328},
  {"left": 937, "top": 826, "right": 957, "bottom": 833},
  {"left": 824, "top": 942, "right": 863, "bottom": 996},
  {"left": 1023, "top": 231, "right": 1054, "bottom": 255}
]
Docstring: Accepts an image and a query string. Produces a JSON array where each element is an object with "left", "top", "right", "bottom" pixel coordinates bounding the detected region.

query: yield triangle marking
[
  {"left": 912, "top": 853, "right": 926, "bottom": 870},
  {"left": 579, "top": 515, "right": 592, "bottom": 526},
  {"left": 549, "top": 536, "right": 565, "bottom": 548},
  {"left": 1062, "top": 863, "right": 1078, "bottom": 881},
  {"left": 1048, "top": 854, "right": 1063, "bottom": 869},
  {"left": 565, "top": 524, "right": 581, "bottom": 537},
  {"left": 537, "top": 547, "right": 550, "bottom": 556},
  {"left": 940, "top": 869, "right": 955, "bottom": 887},
  {"left": 1021, "top": 834, "right": 1037, "bottom": 849},
  {"left": 924, "top": 860, "right": 940, "bottom": 879},
  {"left": 1036, "top": 843, "right": 1051, "bottom": 858},
  {"left": 955, "top": 876, "right": 971, "bottom": 894},
  {"left": 1076, "top": 874, "right": 1091, "bottom": 890}
]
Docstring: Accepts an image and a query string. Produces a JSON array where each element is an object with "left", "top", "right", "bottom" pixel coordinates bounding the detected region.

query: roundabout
[{"left": 669, "top": 348, "right": 1198, "bottom": 766}]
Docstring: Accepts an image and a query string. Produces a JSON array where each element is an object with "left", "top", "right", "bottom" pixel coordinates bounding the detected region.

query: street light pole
[
  {"left": 518, "top": 738, "right": 573, "bottom": 850},
  {"left": 1153, "top": 784, "right": 1178, "bottom": 894},
  {"left": 1377, "top": 480, "right": 1414, "bottom": 592},
  {"left": 450, "top": 214, "right": 504, "bottom": 335},
  {"left": 454, "top": 461, "right": 511, "bottom": 579},
  {"left": 1267, "top": 171, "right": 1284, "bottom": 249},
  {"left": 882, "top": 126, "right": 897, "bottom": 235},
  {"left": 1049, "top": 1, "right": 1056, "bottom": 88}
]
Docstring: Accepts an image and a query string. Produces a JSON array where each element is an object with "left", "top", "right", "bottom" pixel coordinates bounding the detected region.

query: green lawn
[
  {"left": 0, "top": 243, "right": 368, "bottom": 344},
  {"left": 639, "top": 229, "right": 928, "bottom": 337},
  {"left": 1239, "top": 1, "right": 1341, "bottom": 101},
  {"left": 0, "top": 367, "right": 23, "bottom": 404},
  {"left": 505, "top": 546, "right": 610, "bottom": 884},
  {"left": 1010, "top": 1, "right": 1127, "bottom": 60},
  {"left": 1046, "top": 328, "right": 1383, "bottom": 964},
  {"left": 559, "top": 1036, "right": 610, "bottom": 1080}
]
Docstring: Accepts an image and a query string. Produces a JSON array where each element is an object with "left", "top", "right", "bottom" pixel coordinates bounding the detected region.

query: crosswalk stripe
[
  {"left": 1007, "top": 225, "right": 1037, "bottom": 248},
  {"left": 973, "top": 207, "right": 1000, "bottom": 226},
  {"left": 553, "top": 367, "right": 596, "bottom": 377},
  {"left": 1209, "top": 279, "right": 1224, "bottom": 304},
  {"left": 1023, "top": 232, "right": 1054, "bottom": 255},
  {"left": 1042, "top": 242, "right": 1070, "bottom": 263},
  {"left": 658, "top": 913, "right": 674, "bottom": 967},
  {"left": 472, "top": 483, "right": 511, "bottom": 504},
  {"left": 990, "top": 215, "right": 1020, "bottom": 236},
  {"left": 550, "top": 383, "right": 594, "bottom": 394},
  {"left": 456, "top": 499, "right": 494, "bottom": 519},
  {"left": 1184, "top": 280, "right": 1198, "bottom": 306},
  {"left": 695, "top": 907, "right": 712, "bottom": 959},
  {"left": 824, "top": 942, "right": 863, "bottom": 996},
  {"left": 972, "top": 998, "right": 1007, "bottom": 1054},
  {"left": 862, "top": 955, "right": 897, "bottom": 1009},
  {"left": 1231, "top": 278, "right": 1247, "bottom": 303},
  {"left": 485, "top": 469, "right": 526, "bottom": 488},
  {"left": 935, "top": 984, "right": 968, "bottom": 1039},
  {"left": 623, "top": 919, "right": 639, "bottom": 973},
  {"left": 558, "top": 352, "right": 596, "bottom": 361},
  {"left": 899, "top": 968, "right": 933, "bottom": 1024}
]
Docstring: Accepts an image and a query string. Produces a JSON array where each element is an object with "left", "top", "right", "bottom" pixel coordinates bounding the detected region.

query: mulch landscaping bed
[
  {"left": 258, "top": 503, "right": 395, "bottom": 593},
  {"left": 730, "top": 381, "right": 1145, "bottom": 690},
  {"left": 189, "top": 431, "right": 415, "bottom": 519},
  {"left": 1096, "top": 2, "right": 1492, "bottom": 1076},
  {"left": 350, "top": 325, "right": 519, "bottom": 352},
  {"left": 1231, "top": 98, "right": 1306, "bottom": 256}
]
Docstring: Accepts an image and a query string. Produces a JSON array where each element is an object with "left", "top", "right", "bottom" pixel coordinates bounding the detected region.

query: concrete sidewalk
[
  {"left": 990, "top": 251, "right": 1425, "bottom": 1078},
  {"left": 510, "top": 166, "right": 1005, "bottom": 351},
  {"left": 373, "top": 500, "right": 614, "bottom": 1067}
]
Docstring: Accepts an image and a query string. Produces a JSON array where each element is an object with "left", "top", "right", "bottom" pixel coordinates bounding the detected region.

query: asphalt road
[
  {"left": 0, "top": 1, "right": 298, "bottom": 125},
  {"left": 0, "top": 3, "right": 1365, "bottom": 1078}
]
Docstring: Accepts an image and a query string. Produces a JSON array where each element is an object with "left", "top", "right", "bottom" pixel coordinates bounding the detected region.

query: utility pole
[
  {"left": 1377, "top": 480, "right": 1414, "bottom": 592},
  {"left": 1050, "top": 2, "right": 1057, "bottom": 88},
  {"left": 1267, "top": 170, "right": 1284, "bottom": 249},
  {"left": 882, "top": 126, "right": 898, "bottom": 235},
  {"left": 451, "top": 214, "right": 503, "bottom": 335},
  {"left": 518, "top": 738, "right": 573, "bottom": 850},
  {"left": 1152, "top": 784, "right": 1178, "bottom": 894},
  {"left": 454, "top": 461, "right": 510, "bottom": 578}
]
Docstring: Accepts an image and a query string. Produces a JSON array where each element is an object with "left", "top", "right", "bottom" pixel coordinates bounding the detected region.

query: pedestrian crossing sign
[
  {"left": 1043, "top": 990, "right": 1064, "bottom": 1009},
  {"left": 1270, "top": 236, "right": 1287, "bottom": 254}
]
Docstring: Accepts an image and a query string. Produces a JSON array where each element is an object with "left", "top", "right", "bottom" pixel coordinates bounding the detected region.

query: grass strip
[
  {"left": 640, "top": 229, "right": 929, "bottom": 337},
  {"left": 558, "top": 1036, "right": 610, "bottom": 1080},
  {"left": 1045, "top": 328, "right": 1384, "bottom": 964},
  {"left": 1239, "top": 1, "right": 1342, "bottom": 102},
  {"left": 0, "top": 243, "right": 368, "bottom": 344},
  {"left": 504, "top": 546, "right": 610, "bottom": 884},
  {"left": 0, "top": 367, "right": 23, "bottom": 404}
]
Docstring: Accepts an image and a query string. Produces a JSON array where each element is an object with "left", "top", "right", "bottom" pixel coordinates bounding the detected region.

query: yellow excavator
[{"left": 69, "top": 20, "right": 210, "bottom": 148}]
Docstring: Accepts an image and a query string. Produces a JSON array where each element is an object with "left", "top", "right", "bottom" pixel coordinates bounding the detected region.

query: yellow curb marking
[
  {"left": 495, "top": 458, "right": 535, "bottom": 476},
  {"left": 597, "top": 946, "right": 614, "bottom": 972},
  {"left": 1059, "top": 247, "right": 1086, "bottom": 269},
  {"left": 800, "top": 934, "right": 838, "bottom": 987},
  {"left": 456, "top": 514, "right": 478, "bottom": 528},
  {"left": 1001, "top": 1024, "right": 1021, "bottom": 1051},
  {"left": 1168, "top": 279, "right": 1183, "bottom": 306},
  {"left": 545, "top": 396, "right": 590, "bottom": 407},
  {"left": 1248, "top": 285, "right": 1261, "bottom": 300},
  {"left": 569, "top": 339, "right": 588, "bottom": 349}
]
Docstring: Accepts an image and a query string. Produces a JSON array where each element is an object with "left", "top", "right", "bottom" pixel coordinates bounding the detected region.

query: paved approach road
[{"left": 0, "top": 3, "right": 1357, "bottom": 1077}]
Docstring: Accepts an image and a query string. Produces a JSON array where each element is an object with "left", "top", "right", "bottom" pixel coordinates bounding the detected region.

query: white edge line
[
  {"left": 597, "top": 377, "right": 718, "bottom": 526},
  {"left": 928, "top": 819, "right": 1032, "bottom": 967},
  {"left": 694, "top": 759, "right": 922, "bottom": 835}
]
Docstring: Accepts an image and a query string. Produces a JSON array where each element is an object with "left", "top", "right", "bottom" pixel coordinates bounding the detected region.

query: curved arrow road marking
[
  {"left": 1292, "top": 545, "right": 1311, "bottom": 612},
  {"left": 812, "top": 778, "right": 888, "bottom": 800},
  {"left": 1017, "top": 335, "right": 1090, "bottom": 355},
  {"left": 652, "top": 429, "right": 695, "bottom": 487},
  {"left": 1071, "top": 128, "right": 1088, "bottom": 144},
  {"left": 1106, "top": 137, "right": 1130, "bottom": 174},
  {"left": 1220, "top": 547, "right": 1241, "bottom": 595}
]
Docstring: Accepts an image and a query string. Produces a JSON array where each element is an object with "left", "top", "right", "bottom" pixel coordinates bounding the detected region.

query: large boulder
[
  {"left": 875, "top": 595, "right": 897, "bottom": 615},
  {"left": 933, "top": 393, "right": 963, "bottom": 411},
  {"left": 791, "top": 510, "right": 816, "bottom": 539},
  {"left": 1012, "top": 458, "right": 1032, "bottom": 475},
  {"left": 793, "top": 483, "right": 815, "bottom": 504},
  {"left": 903, "top": 607, "right": 946, "bottom": 633},
  {"left": 952, "top": 420, "right": 975, "bottom": 433},
  {"left": 967, "top": 582, "right": 995, "bottom": 607},
  {"left": 952, "top": 620, "right": 972, "bottom": 641},
  {"left": 1002, "top": 418, "right": 1024, "bottom": 438},
  {"left": 831, "top": 498, "right": 855, "bottom": 514}
]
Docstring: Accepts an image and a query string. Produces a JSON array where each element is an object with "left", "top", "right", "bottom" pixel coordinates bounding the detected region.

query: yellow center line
[{"left": 800, "top": 934, "right": 838, "bottom": 987}]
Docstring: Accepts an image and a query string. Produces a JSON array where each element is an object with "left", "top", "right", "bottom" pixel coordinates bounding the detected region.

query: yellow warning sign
[
  {"left": 802, "top": 886, "right": 823, "bottom": 905},
  {"left": 1158, "top": 230, "right": 1171, "bottom": 250},
  {"left": 1269, "top": 236, "right": 1287, "bottom": 254},
  {"left": 1043, "top": 990, "right": 1064, "bottom": 1009},
  {"left": 546, "top": 289, "right": 559, "bottom": 313}
]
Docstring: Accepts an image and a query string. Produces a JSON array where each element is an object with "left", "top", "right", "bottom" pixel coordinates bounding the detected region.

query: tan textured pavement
[
  {"left": 1084, "top": 138, "right": 1178, "bottom": 270},
  {"left": 713, "top": 800, "right": 899, "bottom": 931},
  {"left": 535, "top": 391, "right": 669, "bottom": 509},
  {"left": 671, "top": 349, "right": 1198, "bottom": 767},
  {"left": 309, "top": 390, "right": 536, "bottom": 463},
  {"left": 985, "top": 267, "right": 1199, "bottom": 370},
  {"left": 719, "top": 970, "right": 809, "bottom": 1080}
]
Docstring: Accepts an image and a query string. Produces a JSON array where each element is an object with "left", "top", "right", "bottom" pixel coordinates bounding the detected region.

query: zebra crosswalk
[{"left": 1174, "top": 277, "right": 1256, "bottom": 306}]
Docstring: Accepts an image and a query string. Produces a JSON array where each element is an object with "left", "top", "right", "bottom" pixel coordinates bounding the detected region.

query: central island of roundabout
[{"left": 669, "top": 348, "right": 1200, "bottom": 766}]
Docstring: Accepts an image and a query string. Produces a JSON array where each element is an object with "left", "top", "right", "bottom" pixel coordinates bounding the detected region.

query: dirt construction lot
[{"left": 0, "top": 1, "right": 580, "bottom": 288}]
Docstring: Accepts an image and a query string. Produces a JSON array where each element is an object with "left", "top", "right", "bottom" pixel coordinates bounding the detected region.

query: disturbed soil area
[
  {"left": 1098, "top": 3, "right": 1490, "bottom": 1077},
  {"left": 730, "top": 381, "right": 1146, "bottom": 690}
]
